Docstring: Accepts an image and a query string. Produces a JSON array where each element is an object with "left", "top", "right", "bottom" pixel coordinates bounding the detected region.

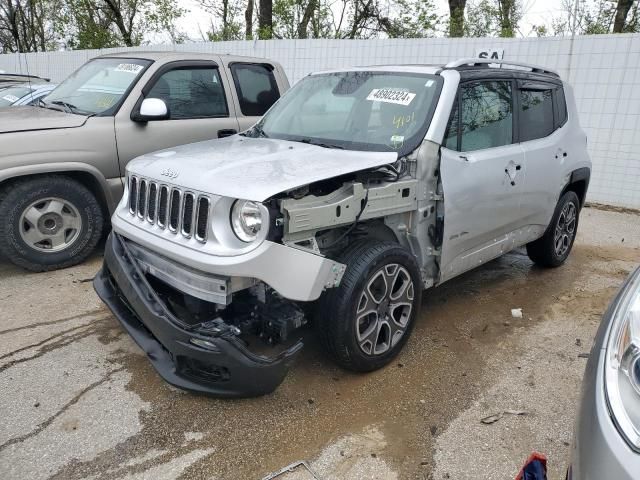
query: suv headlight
[
  {"left": 230, "top": 200, "right": 266, "bottom": 242},
  {"left": 605, "top": 267, "right": 640, "bottom": 450}
]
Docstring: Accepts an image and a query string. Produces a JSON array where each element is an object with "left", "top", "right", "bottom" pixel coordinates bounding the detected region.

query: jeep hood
[
  {"left": 127, "top": 136, "right": 398, "bottom": 202},
  {"left": 0, "top": 106, "right": 88, "bottom": 134}
]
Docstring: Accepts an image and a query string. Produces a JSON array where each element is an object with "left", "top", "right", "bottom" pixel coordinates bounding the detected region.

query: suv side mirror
[{"left": 133, "top": 98, "right": 169, "bottom": 122}]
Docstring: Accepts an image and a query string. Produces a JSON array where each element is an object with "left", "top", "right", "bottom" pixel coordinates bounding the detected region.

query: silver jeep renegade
[{"left": 95, "top": 58, "right": 592, "bottom": 397}]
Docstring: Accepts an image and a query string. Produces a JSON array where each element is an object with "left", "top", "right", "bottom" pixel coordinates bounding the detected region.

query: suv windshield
[
  {"left": 44, "top": 58, "right": 151, "bottom": 115},
  {"left": 253, "top": 71, "right": 442, "bottom": 154}
]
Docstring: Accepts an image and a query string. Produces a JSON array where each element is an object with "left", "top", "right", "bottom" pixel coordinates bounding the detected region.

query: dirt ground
[{"left": 0, "top": 207, "right": 638, "bottom": 480}]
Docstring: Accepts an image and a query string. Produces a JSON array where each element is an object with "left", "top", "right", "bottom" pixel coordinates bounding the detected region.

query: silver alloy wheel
[
  {"left": 554, "top": 201, "right": 577, "bottom": 258},
  {"left": 356, "top": 263, "right": 414, "bottom": 356},
  {"left": 19, "top": 197, "right": 82, "bottom": 253}
]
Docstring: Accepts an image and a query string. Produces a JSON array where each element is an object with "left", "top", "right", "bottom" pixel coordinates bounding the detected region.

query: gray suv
[
  {"left": 0, "top": 52, "right": 289, "bottom": 271},
  {"left": 95, "top": 58, "right": 591, "bottom": 397}
]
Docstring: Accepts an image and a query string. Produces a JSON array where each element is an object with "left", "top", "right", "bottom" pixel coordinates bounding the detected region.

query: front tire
[
  {"left": 317, "top": 241, "right": 422, "bottom": 372},
  {"left": 0, "top": 176, "right": 104, "bottom": 272},
  {"left": 526, "top": 191, "right": 580, "bottom": 268}
]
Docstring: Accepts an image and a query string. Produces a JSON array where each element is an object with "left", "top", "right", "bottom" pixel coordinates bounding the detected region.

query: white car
[
  {"left": 95, "top": 58, "right": 592, "bottom": 397},
  {"left": 0, "top": 83, "right": 56, "bottom": 107}
]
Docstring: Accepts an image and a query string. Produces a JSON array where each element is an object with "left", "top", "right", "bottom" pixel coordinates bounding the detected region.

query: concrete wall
[{"left": 1, "top": 34, "right": 639, "bottom": 208}]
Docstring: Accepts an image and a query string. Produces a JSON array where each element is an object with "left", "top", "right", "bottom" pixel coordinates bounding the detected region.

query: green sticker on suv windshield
[{"left": 390, "top": 135, "right": 405, "bottom": 148}]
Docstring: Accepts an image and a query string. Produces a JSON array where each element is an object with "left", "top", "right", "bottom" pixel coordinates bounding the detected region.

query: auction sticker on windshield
[
  {"left": 114, "top": 63, "right": 144, "bottom": 74},
  {"left": 2, "top": 94, "right": 19, "bottom": 103},
  {"left": 367, "top": 88, "right": 416, "bottom": 106}
]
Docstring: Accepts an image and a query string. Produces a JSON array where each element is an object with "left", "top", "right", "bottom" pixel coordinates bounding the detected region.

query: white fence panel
[{"left": 1, "top": 34, "right": 639, "bottom": 208}]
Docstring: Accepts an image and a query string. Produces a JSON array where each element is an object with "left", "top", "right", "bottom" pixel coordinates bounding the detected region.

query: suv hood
[
  {"left": 0, "top": 106, "right": 88, "bottom": 134},
  {"left": 127, "top": 136, "right": 398, "bottom": 202}
]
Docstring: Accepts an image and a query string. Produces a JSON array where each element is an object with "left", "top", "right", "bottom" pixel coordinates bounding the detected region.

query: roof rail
[
  {"left": 0, "top": 73, "right": 50, "bottom": 82},
  {"left": 444, "top": 58, "right": 558, "bottom": 76}
]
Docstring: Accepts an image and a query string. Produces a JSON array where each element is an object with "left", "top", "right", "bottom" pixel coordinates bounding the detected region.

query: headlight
[
  {"left": 230, "top": 200, "right": 265, "bottom": 242},
  {"left": 605, "top": 267, "right": 640, "bottom": 450}
]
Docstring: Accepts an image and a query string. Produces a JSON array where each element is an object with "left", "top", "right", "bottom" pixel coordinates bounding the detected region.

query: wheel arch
[{"left": 0, "top": 163, "right": 116, "bottom": 219}]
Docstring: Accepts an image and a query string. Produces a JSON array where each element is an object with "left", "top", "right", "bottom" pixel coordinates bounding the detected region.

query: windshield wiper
[
  {"left": 298, "top": 138, "right": 345, "bottom": 149},
  {"left": 50, "top": 100, "right": 80, "bottom": 114}
]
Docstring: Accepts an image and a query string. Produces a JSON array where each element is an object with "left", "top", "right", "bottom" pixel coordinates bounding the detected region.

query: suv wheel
[
  {"left": 0, "top": 176, "right": 104, "bottom": 272},
  {"left": 526, "top": 191, "right": 580, "bottom": 268},
  {"left": 317, "top": 241, "right": 422, "bottom": 372}
]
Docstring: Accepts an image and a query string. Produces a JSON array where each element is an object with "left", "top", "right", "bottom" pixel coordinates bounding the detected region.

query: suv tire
[
  {"left": 317, "top": 240, "right": 422, "bottom": 372},
  {"left": 0, "top": 176, "right": 104, "bottom": 272},
  {"left": 526, "top": 191, "right": 580, "bottom": 268}
]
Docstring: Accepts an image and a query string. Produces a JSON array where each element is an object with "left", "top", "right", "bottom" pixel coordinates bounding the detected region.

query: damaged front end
[{"left": 94, "top": 233, "right": 304, "bottom": 397}]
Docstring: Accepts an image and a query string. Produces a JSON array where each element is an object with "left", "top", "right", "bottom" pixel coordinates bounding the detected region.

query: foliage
[
  {"left": 198, "top": 0, "right": 245, "bottom": 41},
  {"left": 0, "top": 0, "right": 66, "bottom": 52},
  {"left": 1, "top": 0, "right": 638, "bottom": 54},
  {"left": 551, "top": 0, "right": 639, "bottom": 35},
  {"left": 463, "top": 0, "right": 522, "bottom": 37}
]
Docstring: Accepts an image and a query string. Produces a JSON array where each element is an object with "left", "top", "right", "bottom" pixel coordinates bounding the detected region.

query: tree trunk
[
  {"left": 297, "top": 0, "right": 317, "bottom": 38},
  {"left": 498, "top": 0, "right": 515, "bottom": 37},
  {"left": 258, "top": 0, "right": 272, "bottom": 39},
  {"left": 221, "top": 0, "right": 229, "bottom": 39},
  {"left": 245, "top": 0, "right": 253, "bottom": 39},
  {"left": 448, "top": 0, "right": 466, "bottom": 37},
  {"left": 104, "top": 0, "right": 134, "bottom": 46},
  {"left": 613, "top": 0, "right": 634, "bottom": 32}
]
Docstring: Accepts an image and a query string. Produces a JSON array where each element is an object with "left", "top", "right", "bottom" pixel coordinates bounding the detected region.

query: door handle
[
  {"left": 505, "top": 163, "right": 522, "bottom": 186},
  {"left": 218, "top": 129, "right": 237, "bottom": 138}
]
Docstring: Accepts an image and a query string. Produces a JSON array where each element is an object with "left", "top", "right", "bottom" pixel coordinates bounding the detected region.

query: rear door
[
  {"left": 516, "top": 79, "right": 569, "bottom": 228},
  {"left": 114, "top": 58, "right": 240, "bottom": 169},
  {"left": 439, "top": 78, "right": 526, "bottom": 282}
]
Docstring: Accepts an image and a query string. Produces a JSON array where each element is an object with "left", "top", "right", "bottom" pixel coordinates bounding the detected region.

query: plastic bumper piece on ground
[{"left": 94, "top": 232, "right": 302, "bottom": 398}]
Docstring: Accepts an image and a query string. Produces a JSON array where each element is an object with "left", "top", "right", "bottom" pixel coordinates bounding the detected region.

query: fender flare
[
  {"left": 0, "top": 162, "right": 117, "bottom": 211},
  {"left": 562, "top": 167, "right": 591, "bottom": 207}
]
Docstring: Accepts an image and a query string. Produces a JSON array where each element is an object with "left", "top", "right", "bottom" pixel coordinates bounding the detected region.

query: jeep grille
[{"left": 128, "top": 176, "right": 210, "bottom": 243}]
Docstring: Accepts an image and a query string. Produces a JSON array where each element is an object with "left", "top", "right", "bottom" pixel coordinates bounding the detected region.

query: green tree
[
  {"left": 198, "top": 0, "right": 244, "bottom": 40},
  {"left": 66, "top": 0, "right": 185, "bottom": 49},
  {"left": 464, "top": 0, "right": 522, "bottom": 37},
  {"left": 550, "top": 0, "right": 639, "bottom": 35},
  {"left": 0, "top": 0, "right": 65, "bottom": 52}
]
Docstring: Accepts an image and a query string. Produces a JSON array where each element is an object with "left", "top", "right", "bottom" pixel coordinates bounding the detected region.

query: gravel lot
[{"left": 0, "top": 206, "right": 638, "bottom": 480}]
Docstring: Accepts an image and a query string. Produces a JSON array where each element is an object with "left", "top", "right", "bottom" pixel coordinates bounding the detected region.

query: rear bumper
[{"left": 94, "top": 233, "right": 302, "bottom": 398}]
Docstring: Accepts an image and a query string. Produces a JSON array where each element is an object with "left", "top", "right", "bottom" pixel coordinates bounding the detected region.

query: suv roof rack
[{"left": 444, "top": 58, "right": 559, "bottom": 77}]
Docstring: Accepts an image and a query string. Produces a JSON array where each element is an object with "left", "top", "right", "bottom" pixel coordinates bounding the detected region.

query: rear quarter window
[{"left": 230, "top": 63, "right": 280, "bottom": 116}]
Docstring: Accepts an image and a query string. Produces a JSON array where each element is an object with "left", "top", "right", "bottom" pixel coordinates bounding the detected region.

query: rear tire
[
  {"left": 526, "top": 191, "right": 580, "bottom": 268},
  {"left": 317, "top": 240, "right": 422, "bottom": 372},
  {"left": 0, "top": 176, "right": 104, "bottom": 272}
]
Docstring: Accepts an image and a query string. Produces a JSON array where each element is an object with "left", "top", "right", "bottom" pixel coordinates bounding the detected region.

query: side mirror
[{"left": 133, "top": 98, "right": 169, "bottom": 122}]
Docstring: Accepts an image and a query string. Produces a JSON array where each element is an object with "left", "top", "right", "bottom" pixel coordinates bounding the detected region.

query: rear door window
[
  {"left": 518, "top": 86, "right": 555, "bottom": 142},
  {"left": 230, "top": 63, "right": 280, "bottom": 116},
  {"left": 147, "top": 67, "right": 228, "bottom": 119}
]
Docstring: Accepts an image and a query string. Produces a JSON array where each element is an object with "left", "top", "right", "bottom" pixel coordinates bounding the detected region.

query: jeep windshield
[
  {"left": 249, "top": 71, "right": 442, "bottom": 155},
  {"left": 43, "top": 58, "right": 151, "bottom": 115}
]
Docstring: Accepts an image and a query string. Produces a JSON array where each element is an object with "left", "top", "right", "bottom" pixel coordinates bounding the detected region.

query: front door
[
  {"left": 439, "top": 79, "right": 525, "bottom": 283},
  {"left": 114, "top": 60, "right": 240, "bottom": 172}
]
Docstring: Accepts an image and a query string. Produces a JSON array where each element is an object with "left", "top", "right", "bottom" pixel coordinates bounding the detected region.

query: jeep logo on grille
[{"left": 160, "top": 168, "right": 179, "bottom": 179}]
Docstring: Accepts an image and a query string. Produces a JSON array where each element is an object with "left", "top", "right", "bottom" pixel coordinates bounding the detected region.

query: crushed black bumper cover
[{"left": 94, "top": 233, "right": 302, "bottom": 398}]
